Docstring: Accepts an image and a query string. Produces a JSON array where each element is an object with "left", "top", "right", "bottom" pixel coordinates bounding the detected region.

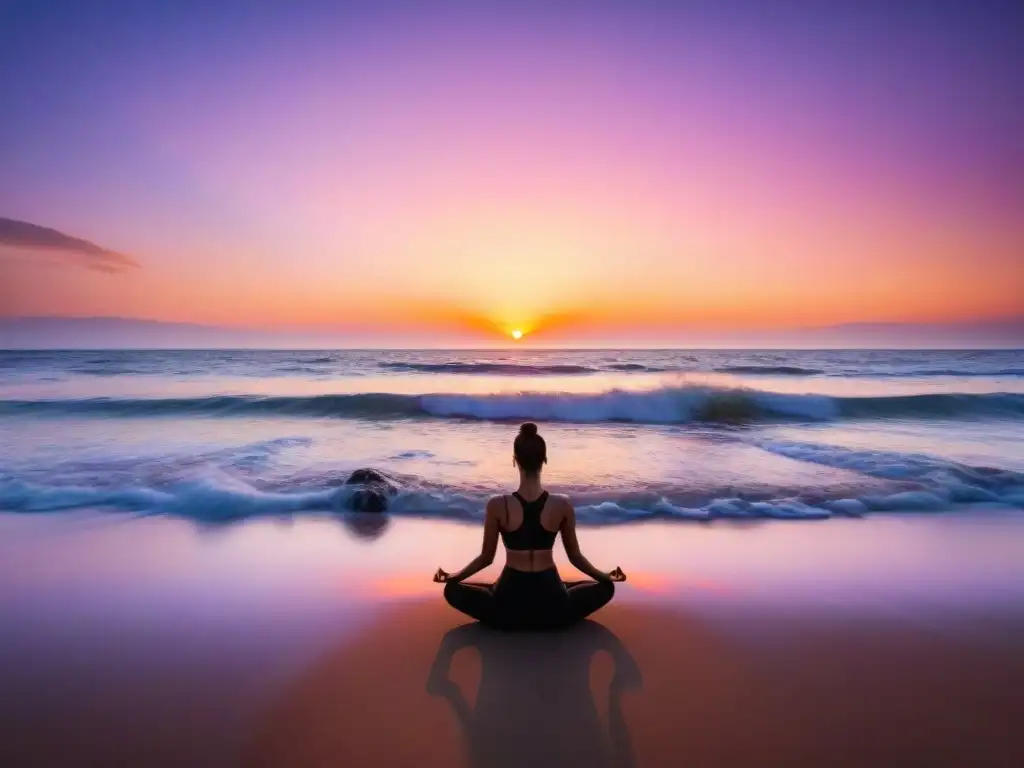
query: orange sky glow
[{"left": 1, "top": 3, "right": 1021, "bottom": 346}]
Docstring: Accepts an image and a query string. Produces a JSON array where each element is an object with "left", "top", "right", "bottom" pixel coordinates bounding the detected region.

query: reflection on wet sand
[
  {"left": 340, "top": 511, "right": 391, "bottom": 541},
  {"left": 427, "top": 620, "right": 641, "bottom": 768},
  {"left": 240, "top": 602, "right": 649, "bottom": 768},
  {"left": 242, "top": 598, "right": 1023, "bottom": 768}
]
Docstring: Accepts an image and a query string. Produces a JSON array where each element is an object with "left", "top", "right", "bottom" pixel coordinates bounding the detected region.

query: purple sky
[{"left": 1, "top": 0, "right": 1021, "bottom": 345}]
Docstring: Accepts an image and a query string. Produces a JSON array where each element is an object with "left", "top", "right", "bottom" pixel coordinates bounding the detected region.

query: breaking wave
[
  {"left": 3, "top": 386, "right": 1022, "bottom": 424},
  {"left": 606, "top": 363, "right": 668, "bottom": 372},
  {"left": 846, "top": 368, "right": 1024, "bottom": 378},
  {"left": 379, "top": 362, "right": 598, "bottom": 375},
  {"left": 2, "top": 440, "right": 1020, "bottom": 522},
  {"left": 715, "top": 365, "right": 824, "bottom": 376}
]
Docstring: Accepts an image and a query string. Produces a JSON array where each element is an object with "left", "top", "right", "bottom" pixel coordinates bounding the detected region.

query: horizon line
[{"left": 3, "top": 344, "right": 1023, "bottom": 353}]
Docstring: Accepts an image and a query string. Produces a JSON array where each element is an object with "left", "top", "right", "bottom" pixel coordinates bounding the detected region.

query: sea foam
[{"left": 2, "top": 439, "right": 1020, "bottom": 523}]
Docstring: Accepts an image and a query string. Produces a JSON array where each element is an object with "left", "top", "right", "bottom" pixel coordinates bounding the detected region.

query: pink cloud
[{"left": 0, "top": 218, "right": 139, "bottom": 273}]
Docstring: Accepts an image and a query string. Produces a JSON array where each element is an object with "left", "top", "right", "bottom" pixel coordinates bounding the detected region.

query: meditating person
[{"left": 434, "top": 422, "right": 626, "bottom": 630}]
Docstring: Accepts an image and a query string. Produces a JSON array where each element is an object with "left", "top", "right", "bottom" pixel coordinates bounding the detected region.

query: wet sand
[
  {"left": 242, "top": 601, "right": 1023, "bottom": 768},
  {"left": 5, "top": 598, "right": 1022, "bottom": 767},
  {"left": 2, "top": 513, "right": 1024, "bottom": 767}
]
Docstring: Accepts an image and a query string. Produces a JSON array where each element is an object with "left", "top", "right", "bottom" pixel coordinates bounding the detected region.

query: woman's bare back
[{"left": 499, "top": 491, "right": 567, "bottom": 572}]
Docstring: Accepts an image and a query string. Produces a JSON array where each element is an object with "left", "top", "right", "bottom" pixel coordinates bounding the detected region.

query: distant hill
[
  {"left": 0, "top": 316, "right": 431, "bottom": 349},
  {"left": 0, "top": 315, "right": 1021, "bottom": 349},
  {"left": 0, "top": 317, "right": 257, "bottom": 349},
  {"left": 773, "top": 320, "right": 1024, "bottom": 348}
]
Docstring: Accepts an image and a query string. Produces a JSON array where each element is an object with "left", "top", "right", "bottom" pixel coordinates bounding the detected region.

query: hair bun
[{"left": 519, "top": 422, "right": 538, "bottom": 437}]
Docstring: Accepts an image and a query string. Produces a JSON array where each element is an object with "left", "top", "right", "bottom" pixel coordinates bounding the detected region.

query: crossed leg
[
  {"left": 443, "top": 581, "right": 495, "bottom": 624},
  {"left": 564, "top": 579, "right": 615, "bottom": 621},
  {"left": 444, "top": 579, "right": 614, "bottom": 628}
]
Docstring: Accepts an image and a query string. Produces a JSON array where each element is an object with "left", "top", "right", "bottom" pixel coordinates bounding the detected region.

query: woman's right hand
[
  {"left": 607, "top": 566, "right": 627, "bottom": 582},
  {"left": 433, "top": 568, "right": 452, "bottom": 583}
]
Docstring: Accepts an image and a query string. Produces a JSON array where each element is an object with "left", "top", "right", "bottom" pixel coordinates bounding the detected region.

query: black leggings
[{"left": 444, "top": 567, "right": 615, "bottom": 630}]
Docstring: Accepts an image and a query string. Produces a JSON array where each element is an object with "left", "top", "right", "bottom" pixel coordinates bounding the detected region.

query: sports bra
[{"left": 501, "top": 491, "right": 558, "bottom": 551}]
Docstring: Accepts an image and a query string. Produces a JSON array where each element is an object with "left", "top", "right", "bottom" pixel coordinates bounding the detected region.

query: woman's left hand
[{"left": 433, "top": 568, "right": 451, "bottom": 583}]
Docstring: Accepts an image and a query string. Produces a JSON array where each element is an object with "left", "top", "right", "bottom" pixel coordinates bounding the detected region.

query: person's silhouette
[{"left": 427, "top": 620, "right": 642, "bottom": 768}]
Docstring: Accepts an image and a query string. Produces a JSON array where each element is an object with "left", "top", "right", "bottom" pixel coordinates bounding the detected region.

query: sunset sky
[{"left": 1, "top": 0, "right": 1021, "bottom": 345}]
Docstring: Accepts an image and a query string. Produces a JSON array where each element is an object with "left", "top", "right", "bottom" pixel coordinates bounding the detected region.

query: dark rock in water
[
  {"left": 343, "top": 468, "right": 397, "bottom": 513},
  {"left": 345, "top": 468, "right": 393, "bottom": 487},
  {"left": 348, "top": 489, "right": 389, "bottom": 513}
]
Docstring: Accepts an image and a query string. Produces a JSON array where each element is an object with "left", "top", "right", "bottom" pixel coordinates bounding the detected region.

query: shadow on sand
[
  {"left": 239, "top": 599, "right": 1023, "bottom": 768},
  {"left": 427, "top": 620, "right": 642, "bottom": 768},
  {"left": 240, "top": 603, "right": 646, "bottom": 768}
]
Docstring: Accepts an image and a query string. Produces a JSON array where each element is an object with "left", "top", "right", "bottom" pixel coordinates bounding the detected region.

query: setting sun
[{"left": 511, "top": 329, "right": 524, "bottom": 340}]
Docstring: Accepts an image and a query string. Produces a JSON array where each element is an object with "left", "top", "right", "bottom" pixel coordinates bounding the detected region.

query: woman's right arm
[
  {"left": 437, "top": 497, "right": 501, "bottom": 583},
  {"left": 560, "top": 499, "right": 619, "bottom": 582}
]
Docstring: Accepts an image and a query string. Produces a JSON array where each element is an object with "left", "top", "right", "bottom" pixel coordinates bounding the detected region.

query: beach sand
[
  {"left": 242, "top": 601, "right": 1023, "bottom": 768},
  {"left": 2, "top": 513, "right": 1023, "bottom": 767},
  {"left": 4, "top": 599, "right": 1023, "bottom": 767}
]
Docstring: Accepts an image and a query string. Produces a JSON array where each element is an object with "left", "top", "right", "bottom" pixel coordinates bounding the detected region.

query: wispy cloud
[{"left": 0, "top": 217, "right": 139, "bottom": 273}]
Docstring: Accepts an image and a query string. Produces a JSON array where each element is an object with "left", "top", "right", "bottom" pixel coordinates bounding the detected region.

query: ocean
[{"left": 1, "top": 348, "right": 1022, "bottom": 530}]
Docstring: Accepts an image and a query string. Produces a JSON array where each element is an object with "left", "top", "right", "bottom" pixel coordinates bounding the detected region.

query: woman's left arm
[{"left": 436, "top": 497, "right": 501, "bottom": 583}]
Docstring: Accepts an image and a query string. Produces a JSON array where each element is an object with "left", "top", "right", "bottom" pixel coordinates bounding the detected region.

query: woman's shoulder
[
  {"left": 544, "top": 494, "right": 573, "bottom": 527},
  {"left": 485, "top": 494, "right": 509, "bottom": 513},
  {"left": 545, "top": 492, "right": 573, "bottom": 510}
]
